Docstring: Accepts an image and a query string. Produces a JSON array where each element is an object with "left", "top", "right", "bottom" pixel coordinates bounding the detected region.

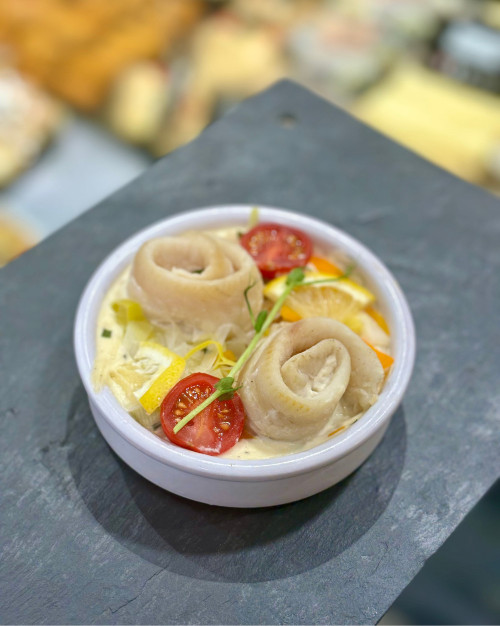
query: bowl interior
[{"left": 74, "top": 205, "right": 415, "bottom": 480}]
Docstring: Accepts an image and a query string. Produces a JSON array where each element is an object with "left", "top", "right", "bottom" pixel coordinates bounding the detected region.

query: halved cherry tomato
[
  {"left": 160, "top": 373, "right": 245, "bottom": 455},
  {"left": 240, "top": 223, "right": 313, "bottom": 280}
]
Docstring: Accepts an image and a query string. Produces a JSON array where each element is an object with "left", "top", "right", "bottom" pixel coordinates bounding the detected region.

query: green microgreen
[
  {"left": 173, "top": 263, "right": 355, "bottom": 434},
  {"left": 215, "top": 377, "right": 243, "bottom": 400},
  {"left": 243, "top": 282, "right": 257, "bottom": 328},
  {"left": 254, "top": 310, "right": 268, "bottom": 332},
  {"left": 303, "top": 263, "right": 354, "bottom": 286},
  {"left": 244, "top": 284, "right": 270, "bottom": 332},
  {"left": 214, "top": 376, "right": 235, "bottom": 394},
  {"left": 286, "top": 266, "right": 305, "bottom": 286}
]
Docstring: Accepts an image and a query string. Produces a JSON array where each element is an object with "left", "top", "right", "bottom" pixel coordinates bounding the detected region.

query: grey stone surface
[{"left": 1, "top": 80, "right": 499, "bottom": 625}]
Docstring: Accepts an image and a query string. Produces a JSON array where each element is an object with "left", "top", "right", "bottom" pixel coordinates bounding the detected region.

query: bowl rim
[{"left": 74, "top": 205, "right": 416, "bottom": 481}]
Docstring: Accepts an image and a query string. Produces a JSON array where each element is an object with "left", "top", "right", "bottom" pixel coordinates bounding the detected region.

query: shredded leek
[{"left": 122, "top": 319, "right": 154, "bottom": 357}]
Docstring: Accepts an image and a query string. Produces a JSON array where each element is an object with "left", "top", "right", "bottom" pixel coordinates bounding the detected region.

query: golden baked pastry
[
  {"left": 0, "top": 212, "right": 38, "bottom": 267},
  {"left": 0, "top": 0, "right": 205, "bottom": 110}
]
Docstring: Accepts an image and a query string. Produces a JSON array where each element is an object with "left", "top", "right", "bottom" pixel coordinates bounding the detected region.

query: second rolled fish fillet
[{"left": 239, "top": 317, "right": 384, "bottom": 441}]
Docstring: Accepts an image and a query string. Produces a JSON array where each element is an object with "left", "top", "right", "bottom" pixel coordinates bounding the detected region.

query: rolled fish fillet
[
  {"left": 128, "top": 232, "right": 263, "bottom": 332},
  {"left": 238, "top": 317, "right": 384, "bottom": 441}
]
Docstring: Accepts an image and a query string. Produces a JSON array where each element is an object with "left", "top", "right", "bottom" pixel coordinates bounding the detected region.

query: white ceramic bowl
[{"left": 74, "top": 205, "right": 415, "bottom": 507}]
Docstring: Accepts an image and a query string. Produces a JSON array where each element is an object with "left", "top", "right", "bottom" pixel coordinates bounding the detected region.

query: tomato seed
[
  {"left": 177, "top": 401, "right": 187, "bottom": 409},
  {"left": 174, "top": 409, "right": 183, "bottom": 416},
  {"left": 220, "top": 422, "right": 230, "bottom": 431}
]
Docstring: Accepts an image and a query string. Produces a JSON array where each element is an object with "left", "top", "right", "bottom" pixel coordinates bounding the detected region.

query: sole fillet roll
[
  {"left": 128, "top": 232, "right": 263, "bottom": 333},
  {"left": 238, "top": 317, "right": 384, "bottom": 441}
]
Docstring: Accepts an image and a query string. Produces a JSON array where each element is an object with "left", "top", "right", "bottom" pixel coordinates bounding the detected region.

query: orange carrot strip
[
  {"left": 328, "top": 426, "right": 345, "bottom": 437},
  {"left": 363, "top": 339, "right": 394, "bottom": 369},
  {"left": 280, "top": 304, "right": 302, "bottom": 322},
  {"left": 309, "top": 256, "right": 342, "bottom": 275}
]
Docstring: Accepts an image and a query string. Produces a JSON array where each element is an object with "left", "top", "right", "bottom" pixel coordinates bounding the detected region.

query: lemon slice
[
  {"left": 365, "top": 305, "right": 390, "bottom": 334},
  {"left": 110, "top": 341, "right": 185, "bottom": 414},
  {"left": 135, "top": 342, "right": 185, "bottom": 413},
  {"left": 264, "top": 272, "right": 375, "bottom": 323}
]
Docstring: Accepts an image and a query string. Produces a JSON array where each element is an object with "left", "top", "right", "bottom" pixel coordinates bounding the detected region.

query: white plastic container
[{"left": 74, "top": 205, "right": 415, "bottom": 507}]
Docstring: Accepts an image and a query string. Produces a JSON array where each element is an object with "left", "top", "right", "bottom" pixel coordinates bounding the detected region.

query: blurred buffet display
[{"left": 0, "top": 0, "right": 499, "bottom": 264}]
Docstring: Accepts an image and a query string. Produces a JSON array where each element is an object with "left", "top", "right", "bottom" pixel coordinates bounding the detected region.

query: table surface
[{"left": 1, "top": 80, "right": 499, "bottom": 625}]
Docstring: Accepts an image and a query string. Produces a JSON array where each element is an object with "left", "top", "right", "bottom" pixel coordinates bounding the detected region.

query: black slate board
[{"left": 1, "top": 80, "right": 499, "bottom": 625}]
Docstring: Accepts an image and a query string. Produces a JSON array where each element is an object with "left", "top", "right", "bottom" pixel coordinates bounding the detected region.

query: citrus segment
[
  {"left": 264, "top": 272, "right": 375, "bottom": 324},
  {"left": 366, "top": 305, "right": 390, "bottom": 334}
]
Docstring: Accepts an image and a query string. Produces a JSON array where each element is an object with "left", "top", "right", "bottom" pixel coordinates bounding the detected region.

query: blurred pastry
[
  {"left": 106, "top": 61, "right": 172, "bottom": 145},
  {"left": 232, "top": 0, "right": 321, "bottom": 27},
  {"left": 190, "top": 14, "right": 287, "bottom": 101},
  {"left": 352, "top": 63, "right": 500, "bottom": 183},
  {"left": 0, "top": 0, "right": 205, "bottom": 111},
  {"left": 0, "top": 68, "right": 63, "bottom": 187},
  {"left": 287, "top": 10, "right": 391, "bottom": 100},
  {"left": 153, "top": 13, "right": 287, "bottom": 155},
  {"left": 0, "top": 211, "right": 38, "bottom": 267}
]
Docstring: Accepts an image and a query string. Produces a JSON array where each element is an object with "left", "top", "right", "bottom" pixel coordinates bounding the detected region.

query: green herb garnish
[
  {"left": 254, "top": 310, "right": 268, "bottom": 332},
  {"left": 173, "top": 265, "right": 353, "bottom": 434},
  {"left": 191, "top": 269, "right": 204, "bottom": 274},
  {"left": 101, "top": 328, "right": 112, "bottom": 338},
  {"left": 243, "top": 282, "right": 257, "bottom": 328},
  {"left": 244, "top": 284, "right": 269, "bottom": 332},
  {"left": 214, "top": 376, "right": 243, "bottom": 400}
]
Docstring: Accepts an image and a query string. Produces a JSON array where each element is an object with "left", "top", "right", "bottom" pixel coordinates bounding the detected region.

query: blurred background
[
  {"left": 1, "top": 0, "right": 500, "bottom": 266},
  {"left": 0, "top": 1, "right": 498, "bottom": 622}
]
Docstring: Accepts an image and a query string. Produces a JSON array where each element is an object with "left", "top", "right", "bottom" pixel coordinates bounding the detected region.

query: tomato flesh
[
  {"left": 160, "top": 373, "right": 245, "bottom": 455},
  {"left": 240, "top": 223, "right": 313, "bottom": 280}
]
